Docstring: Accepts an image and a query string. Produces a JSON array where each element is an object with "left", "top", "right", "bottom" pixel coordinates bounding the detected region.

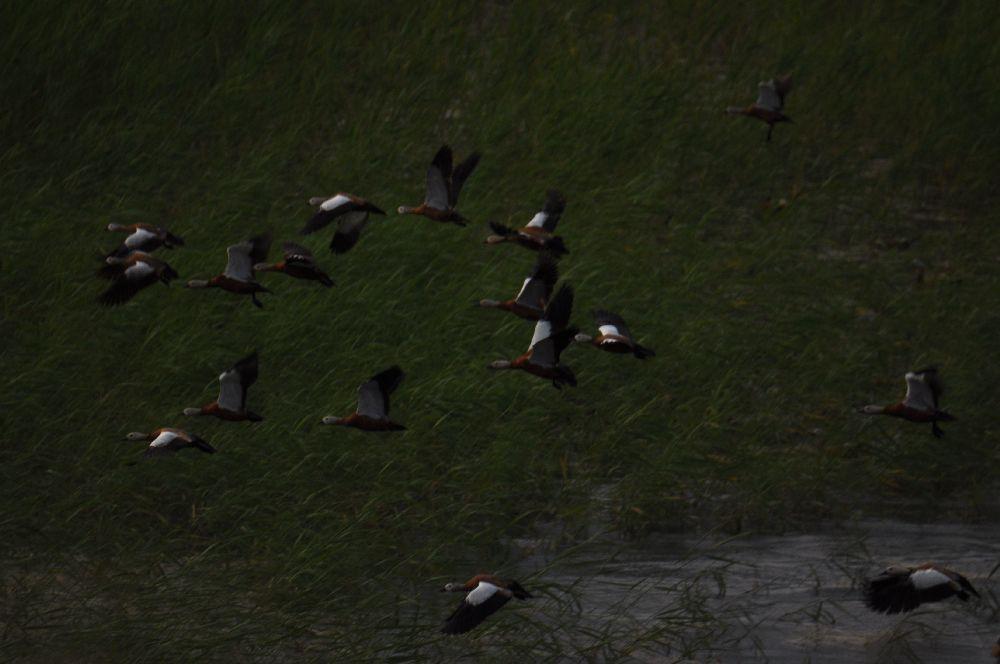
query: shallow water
[{"left": 533, "top": 519, "right": 1000, "bottom": 662}]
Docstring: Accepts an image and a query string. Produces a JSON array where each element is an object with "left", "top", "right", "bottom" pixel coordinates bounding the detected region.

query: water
[{"left": 531, "top": 519, "right": 1000, "bottom": 662}]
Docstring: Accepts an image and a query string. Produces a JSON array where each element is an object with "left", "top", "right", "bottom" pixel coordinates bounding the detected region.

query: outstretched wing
[
  {"left": 543, "top": 284, "right": 574, "bottom": 331},
  {"left": 282, "top": 242, "right": 314, "bottom": 264},
  {"left": 356, "top": 365, "right": 404, "bottom": 419},
  {"left": 331, "top": 210, "right": 371, "bottom": 254},
  {"left": 224, "top": 242, "right": 254, "bottom": 281},
  {"left": 425, "top": 145, "right": 452, "bottom": 210},
  {"left": 912, "top": 367, "right": 944, "bottom": 408},
  {"left": 756, "top": 80, "right": 783, "bottom": 112},
  {"left": 248, "top": 232, "right": 272, "bottom": 265},
  {"left": 592, "top": 309, "right": 633, "bottom": 340},
  {"left": 903, "top": 371, "right": 937, "bottom": 412},
  {"left": 441, "top": 582, "right": 511, "bottom": 635},
  {"left": 302, "top": 194, "right": 353, "bottom": 234},
  {"left": 449, "top": 152, "right": 481, "bottom": 206},
  {"left": 217, "top": 351, "right": 258, "bottom": 411},
  {"left": 525, "top": 189, "right": 566, "bottom": 232},
  {"left": 514, "top": 252, "right": 559, "bottom": 309}
]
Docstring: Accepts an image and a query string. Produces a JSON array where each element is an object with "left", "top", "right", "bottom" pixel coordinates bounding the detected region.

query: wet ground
[{"left": 533, "top": 519, "right": 1000, "bottom": 662}]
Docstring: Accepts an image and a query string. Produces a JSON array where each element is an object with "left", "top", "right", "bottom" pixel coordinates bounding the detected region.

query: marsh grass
[{"left": 2, "top": 1, "right": 1000, "bottom": 660}]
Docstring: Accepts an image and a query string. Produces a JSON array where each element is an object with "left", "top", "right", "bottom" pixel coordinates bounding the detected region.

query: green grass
[{"left": 2, "top": 1, "right": 1000, "bottom": 660}]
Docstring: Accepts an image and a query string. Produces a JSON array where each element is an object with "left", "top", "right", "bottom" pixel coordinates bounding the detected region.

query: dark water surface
[{"left": 524, "top": 519, "right": 1000, "bottom": 662}]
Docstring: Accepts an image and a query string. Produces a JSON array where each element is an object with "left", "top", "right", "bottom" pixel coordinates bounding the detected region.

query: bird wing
[
  {"left": 910, "top": 568, "right": 953, "bottom": 590},
  {"left": 542, "top": 284, "right": 574, "bottom": 331},
  {"left": 302, "top": 195, "right": 353, "bottom": 234},
  {"left": 756, "top": 80, "right": 783, "bottom": 112},
  {"left": 124, "top": 227, "right": 157, "bottom": 250},
  {"left": 912, "top": 367, "right": 944, "bottom": 408},
  {"left": 425, "top": 145, "right": 452, "bottom": 209},
  {"left": 148, "top": 430, "right": 180, "bottom": 450},
  {"left": 248, "top": 232, "right": 272, "bottom": 265},
  {"left": 529, "top": 319, "right": 553, "bottom": 351},
  {"left": 903, "top": 372, "right": 937, "bottom": 412},
  {"left": 224, "top": 241, "right": 254, "bottom": 281},
  {"left": 217, "top": 367, "right": 244, "bottom": 412},
  {"left": 331, "top": 211, "right": 370, "bottom": 254},
  {"left": 98, "top": 260, "right": 157, "bottom": 305},
  {"left": 525, "top": 189, "right": 566, "bottom": 232},
  {"left": 514, "top": 277, "right": 546, "bottom": 310},
  {"left": 356, "top": 366, "right": 404, "bottom": 419},
  {"left": 441, "top": 582, "right": 511, "bottom": 635},
  {"left": 282, "top": 242, "right": 314, "bottom": 264},
  {"left": 593, "top": 309, "right": 633, "bottom": 340},
  {"left": 449, "top": 152, "right": 481, "bottom": 206}
]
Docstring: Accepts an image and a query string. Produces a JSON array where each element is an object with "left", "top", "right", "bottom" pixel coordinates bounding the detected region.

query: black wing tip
[
  {"left": 432, "top": 144, "right": 453, "bottom": 170},
  {"left": 545, "top": 236, "right": 568, "bottom": 255},
  {"left": 545, "top": 189, "right": 566, "bottom": 213},
  {"left": 372, "top": 365, "right": 405, "bottom": 392},
  {"left": 532, "top": 251, "right": 560, "bottom": 285},
  {"left": 544, "top": 284, "right": 574, "bottom": 327},
  {"left": 330, "top": 231, "right": 359, "bottom": 254}
]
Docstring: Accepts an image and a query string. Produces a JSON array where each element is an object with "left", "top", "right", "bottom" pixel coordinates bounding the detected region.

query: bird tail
[
  {"left": 508, "top": 581, "right": 532, "bottom": 600},
  {"left": 319, "top": 274, "right": 334, "bottom": 288},
  {"left": 193, "top": 437, "right": 216, "bottom": 454}
]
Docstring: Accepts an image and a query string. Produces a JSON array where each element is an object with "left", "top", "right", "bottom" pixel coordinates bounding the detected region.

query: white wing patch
[
  {"left": 525, "top": 212, "right": 548, "bottom": 229},
  {"left": 124, "top": 228, "right": 156, "bottom": 248},
  {"left": 598, "top": 324, "right": 620, "bottom": 337},
  {"left": 756, "top": 81, "right": 782, "bottom": 111},
  {"left": 529, "top": 320, "right": 552, "bottom": 349},
  {"left": 217, "top": 369, "right": 243, "bottom": 411},
  {"left": 356, "top": 379, "right": 386, "bottom": 419},
  {"left": 149, "top": 431, "right": 179, "bottom": 448},
  {"left": 425, "top": 165, "right": 450, "bottom": 210},
  {"left": 224, "top": 243, "right": 253, "bottom": 281},
  {"left": 903, "top": 373, "right": 936, "bottom": 412},
  {"left": 320, "top": 194, "right": 351, "bottom": 212},
  {"left": 124, "top": 261, "right": 155, "bottom": 279},
  {"left": 910, "top": 568, "right": 951, "bottom": 590},
  {"left": 465, "top": 582, "right": 502, "bottom": 606}
]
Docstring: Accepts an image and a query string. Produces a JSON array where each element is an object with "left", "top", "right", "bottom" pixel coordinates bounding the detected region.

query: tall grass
[{"left": 2, "top": 1, "right": 999, "bottom": 659}]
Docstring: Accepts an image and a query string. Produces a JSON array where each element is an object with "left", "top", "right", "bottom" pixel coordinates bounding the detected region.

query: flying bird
[
  {"left": 254, "top": 242, "right": 333, "bottom": 287},
  {"left": 726, "top": 75, "right": 793, "bottom": 141},
  {"left": 320, "top": 366, "right": 406, "bottom": 431},
  {"left": 440, "top": 574, "right": 531, "bottom": 635},
  {"left": 859, "top": 367, "right": 956, "bottom": 438},
  {"left": 485, "top": 189, "right": 568, "bottom": 255},
  {"left": 125, "top": 428, "right": 215, "bottom": 457},
  {"left": 186, "top": 232, "right": 272, "bottom": 308},
  {"left": 574, "top": 309, "right": 655, "bottom": 359},
  {"left": 183, "top": 352, "right": 262, "bottom": 422},
  {"left": 863, "top": 564, "right": 979, "bottom": 614},
  {"left": 105, "top": 222, "right": 184, "bottom": 258},
  {"left": 398, "top": 144, "right": 480, "bottom": 226},
  {"left": 301, "top": 193, "right": 386, "bottom": 254},
  {"left": 489, "top": 284, "right": 578, "bottom": 388},
  {"left": 478, "top": 251, "right": 559, "bottom": 321},
  {"left": 97, "top": 251, "right": 178, "bottom": 306}
]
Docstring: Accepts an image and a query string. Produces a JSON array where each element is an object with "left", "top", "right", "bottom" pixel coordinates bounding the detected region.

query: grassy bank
[{"left": 2, "top": 1, "right": 1000, "bottom": 659}]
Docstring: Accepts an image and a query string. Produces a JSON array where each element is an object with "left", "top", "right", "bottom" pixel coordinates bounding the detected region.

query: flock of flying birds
[{"left": 93, "top": 77, "right": 991, "bottom": 644}]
